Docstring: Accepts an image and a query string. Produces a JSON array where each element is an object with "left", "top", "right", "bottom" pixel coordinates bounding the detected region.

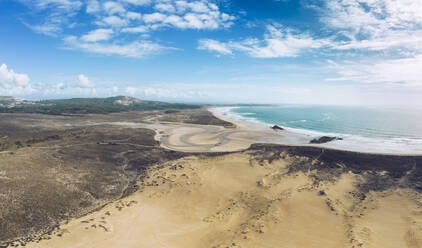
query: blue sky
[{"left": 1, "top": 0, "right": 422, "bottom": 106}]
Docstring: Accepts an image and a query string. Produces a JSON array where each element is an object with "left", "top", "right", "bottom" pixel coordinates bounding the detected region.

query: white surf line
[
  {"left": 64, "top": 117, "right": 421, "bottom": 155},
  {"left": 208, "top": 107, "right": 422, "bottom": 156}
]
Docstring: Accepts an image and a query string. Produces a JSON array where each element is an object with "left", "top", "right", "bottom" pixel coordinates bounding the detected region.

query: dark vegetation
[
  {"left": 0, "top": 96, "right": 200, "bottom": 115},
  {"left": 157, "top": 109, "right": 235, "bottom": 127},
  {"left": 0, "top": 125, "right": 190, "bottom": 245},
  {"left": 249, "top": 144, "right": 422, "bottom": 193}
]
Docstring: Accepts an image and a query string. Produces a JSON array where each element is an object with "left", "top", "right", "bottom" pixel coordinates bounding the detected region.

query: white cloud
[
  {"left": 34, "top": 0, "right": 82, "bottom": 11},
  {"left": 22, "top": 0, "right": 83, "bottom": 36},
  {"left": 21, "top": 0, "right": 236, "bottom": 58},
  {"left": 77, "top": 74, "right": 95, "bottom": 88},
  {"left": 319, "top": 0, "right": 422, "bottom": 52},
  {"left": 143, "top": 12, "right": 167, "bottom": 23},
  {"left": 120, "top": 0, "right": 150, "bottom": 6},
  {"left": 154, "top": 3, "right": 176, "bottom": 13},
  {"left": 240, "top": 25, "right": 328, "bottom": 58},
  {"left": 122, "top": 25, "right": 149, "bottom": 33},
  {"left": 326, "top": 55, "right": 422, "bottom": 86},
  {"left": 81, "top": 28, "right": 113, "bottom": 42},
  {"left": 322, "top": 0, "right": 422, "bottom": 31},
  {"left": 126, "top": 11, "right": 142, "bottom": 20},
  {"left": 124, "top": 86, "right": 137, "bottom": 96},
  {"left": 103, "top": 1, "right": 125, "bottom": 15},
  {"left": 197, "top": 0, "right": 422, "bottom": 88},
  {"left": 333, "top": 31, "right": 422, "bottom": 51},
  {"left": 64, "top": 36, "right": 166, "bottom": 58},
  {"left": 310, "top": 0, "right": 422, "bottom": 87},
  {"left": 27, "top": 22, "right": 61, "bottom": 36},
  {"left": 56, "top": 82, "right": 67, "bottom": 90},
  {"left": 198, "top": 39, "right": 232, "bottom": 55},
  {"left": 0, "top": 64, "right": 31, "bottom": 90},
  {"left": 129, "top": 1, "right": 235, "bottom": 30},
  {"left": 199, "top": 24, "right": 328, "bottom": 58},
  {"left": 0, "top": 64, "right": 34, "bottom": 95},
  {"left": 86, "top": 0, "right": 100, "bottom": 13},
  {"left": 101, "top": 16, "right": 128, "bottom": 27},
  {"left": 176, "top": 1, "right": 210, "bottom": 13},
  {"left": 141, "top": 9, "right": 235, "bottom": 30}
]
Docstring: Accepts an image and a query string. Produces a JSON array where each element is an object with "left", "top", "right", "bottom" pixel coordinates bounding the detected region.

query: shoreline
[
  {"left": 208, "top": 106, "right": 422, "bottom": 156},
  {"left": 2, "top": 109, "right": 422, "bottom": 248}
]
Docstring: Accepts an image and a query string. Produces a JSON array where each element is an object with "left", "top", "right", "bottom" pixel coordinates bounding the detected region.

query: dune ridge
[{"left": 24, "top": 145, "right": 422, "bottom": 248}]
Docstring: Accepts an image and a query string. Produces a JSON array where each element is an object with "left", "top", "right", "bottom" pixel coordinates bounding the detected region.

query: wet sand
[{"left": 104, "top": 109, "right": 308, "bottom": 153}]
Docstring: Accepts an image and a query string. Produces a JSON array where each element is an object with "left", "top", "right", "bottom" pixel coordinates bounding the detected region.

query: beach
[
  {"left": 1, "top": 109, "right": 422, "bottom": 248},
  {"left": 215, "top": 106, "right": 422, "bottom": 155}
]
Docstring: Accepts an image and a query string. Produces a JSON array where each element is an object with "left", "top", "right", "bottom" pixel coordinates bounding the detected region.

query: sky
[{"left": 1, "top": 0, "right": 422, "bottom": 106}]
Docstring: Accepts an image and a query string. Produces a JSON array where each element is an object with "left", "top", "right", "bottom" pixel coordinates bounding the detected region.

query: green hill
[{"left": 0, "top": 96, "right": 201, "bottom": 115}]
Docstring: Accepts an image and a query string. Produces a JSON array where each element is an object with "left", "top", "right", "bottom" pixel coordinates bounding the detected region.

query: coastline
[
  {"left": 2, "top": 109, "right": 422, "bottom": 248},
  {"left": 208, "top": 106, "right": 270, "bottom": 130},
  {"left": 208, "top": 106, "right": 422, "bottom": 156}
]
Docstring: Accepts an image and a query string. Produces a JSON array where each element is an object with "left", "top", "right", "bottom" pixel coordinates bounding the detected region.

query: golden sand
[{"left": 26, "top": 153, "right": 422, "bottom": 248}]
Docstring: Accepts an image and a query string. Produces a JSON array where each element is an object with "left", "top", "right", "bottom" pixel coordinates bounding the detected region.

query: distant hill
[
  {"left": 0, "top": 96, "right": 36, "bottom": 108},
  {"left": 0, "top": 96, "right": 201, "bottom": 115},
  {"left": 0, "top": 96, "right": 14, "bottom": 101}
]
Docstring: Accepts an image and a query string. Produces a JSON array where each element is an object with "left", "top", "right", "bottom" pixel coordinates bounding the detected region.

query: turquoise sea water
[{"left": 227, "top": 105, "right": 422, "bottom": 153}]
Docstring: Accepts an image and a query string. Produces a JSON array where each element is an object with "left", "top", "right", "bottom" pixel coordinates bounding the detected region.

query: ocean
[{"left": 221, "top": 105, "right": 422, "bottom": 154}]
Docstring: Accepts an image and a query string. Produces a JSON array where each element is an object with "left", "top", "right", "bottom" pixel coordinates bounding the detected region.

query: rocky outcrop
[
  {"left": 310, "top": 136, "right": 343, "bottom": 144},
  {"left": 271, "top": 125, "right": 284, "bottom": 131}
]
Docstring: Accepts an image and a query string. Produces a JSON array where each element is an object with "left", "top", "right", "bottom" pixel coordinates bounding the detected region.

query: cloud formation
[
  {"left": 78, "top": 74, "right": 96, "bottom": 88},
  {"left": 13, "top": 0, "right": 422, "bottom": 96},
  {"left": 21, "top": 0, "right": 83, "bottom": 36},
  {"left": 317, "top": 0, "right": 422, "bottom": 86},
  {"left": 198, "top": 39, "right": 232, "bottom": 55},
  {"left": 320, "top": 0, "right": 422, "bottom": 51},
  {"left": 81, "top": 28, "right": 113, "bottom": 42},
  {"left": 63, "top": 35, "right": 166, "bottom": 58},
  {"left": 21, "top": 0, "right": 235, "bottom": 58},
  {"left": 198, "top": 0, "right": 422, "bottom": 87},
  {"left": 0, "top": 64, "right": 33, "bottom": 94},
  {"left": 0, "top": 66, "right": 111, "bottom": 98},
  {"left": 326, "top": 55, "right": 422, "bottom": 86},
  {"left": 199, "top": 24, "right": 328, "bottom": 58}
]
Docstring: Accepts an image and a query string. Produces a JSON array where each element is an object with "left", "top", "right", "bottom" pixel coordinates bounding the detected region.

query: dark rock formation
[
  {"left": 310, "top": 136, "right": 343, "bottom": 144},
  {"left": 271, "top": 125, "right": 284, "bottom": 131}
]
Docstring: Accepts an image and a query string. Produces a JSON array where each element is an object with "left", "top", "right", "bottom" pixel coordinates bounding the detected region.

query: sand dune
[{"left": 25, "top": 152, "right": 422, "bottom": 248}]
